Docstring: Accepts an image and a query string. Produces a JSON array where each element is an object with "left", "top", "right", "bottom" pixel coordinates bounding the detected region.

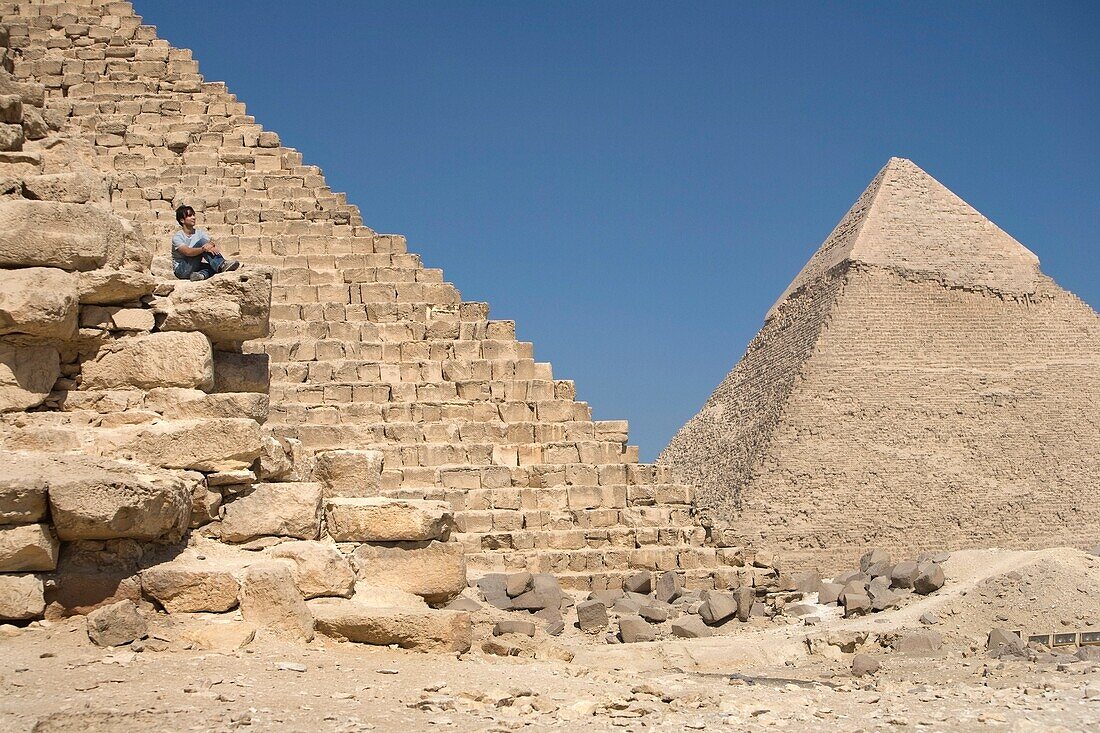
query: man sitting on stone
[{"left": 171, "top": 204, "right": 240, "bottom": 281}]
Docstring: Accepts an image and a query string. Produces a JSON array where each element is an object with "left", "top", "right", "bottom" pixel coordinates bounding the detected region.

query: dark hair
[{"left": 175, "top": 205, "right": 195, "bottom": 223}]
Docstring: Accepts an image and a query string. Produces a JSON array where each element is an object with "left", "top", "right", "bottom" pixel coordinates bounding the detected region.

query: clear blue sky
[{"left": 141, "top": 1, "right": 1099, "bottom": 461}]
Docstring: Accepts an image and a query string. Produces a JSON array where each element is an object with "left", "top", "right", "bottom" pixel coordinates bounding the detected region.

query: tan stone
[
  {"left": 212, "top": 351, "right": 269, "bottom": 393},
  {"left": 0, "top": 573, "right": 44, "bottom": 621},
  {"left": 155, "top": 268, "right": 272, "bottom": 343},
  {"left": 352, "top": 540, "right": 466, "bottom": 605},
  {"left": 350, "top": 581, "right": 428, "bottom": 609},
  {"left": 0, "top": 523, "right": 58, "bottom": 571},
  {"left": 309, "top": 599, "right": 471, "bottom": 653},
  {"left": 110, "top": 417, "right": 264, "bottom": 472},
  {"left": 325, "top": 498, "right": 452, "bottom": 542},
  {"left": 267, "top": 540, "right": 355, "bottom": 599},
  {"left": 0, "top": 200, "right": 150, "bottom": 272},
  {"left": 0, "top": 468, "right": 47, "bottom": 524},
  {"left": 21, "top": 172, "right": 109, "bottom": 204},
  {"left": 75, "top": 269, "right": 156, "bottom": 305},
  {"left": 109, "top": 308, "right": 155, "bottom": 332},
  {"left": 220, "top": 482, "right": 322, "bottom": 542},
  {"left": 238, "top": 561, "right": 314, "bottom": 643},
  {"left": 0, "top": 343, "right": 58, "bottom": 412},
  {"left": 141, "top": 563, "right": 240, "bottom": 613},
  {"left": 0, "top": 266, "right": 79, "bottom": 339},
  {"left": 36, "top": 453, "right": 195, "bottom": 541},
  {"left": 312, "top": 449, "right": 383, "bottom": 498},
  {"left": 145, "top": 387, "right": 269, "bottom": 422},
  {"left": 82, "top": 331, "right": 213, "bottom": 391},
  {"left": 86, "top": 599, "right": 147, "bottom": 646}
]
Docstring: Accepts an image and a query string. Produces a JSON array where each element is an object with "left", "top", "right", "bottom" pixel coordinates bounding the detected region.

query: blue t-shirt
[{"left": 171, "top": 228, "right": 211, "bottom": 262}]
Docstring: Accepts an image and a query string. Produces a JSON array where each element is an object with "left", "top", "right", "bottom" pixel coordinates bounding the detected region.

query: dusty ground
[{"left": 2, "top": 548, "right": 1098, "bottom": 732}]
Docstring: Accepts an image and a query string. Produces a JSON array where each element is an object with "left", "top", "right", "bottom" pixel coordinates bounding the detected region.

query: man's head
[{"left": 175, "top": 205, "right": 196, "bottom": 224}]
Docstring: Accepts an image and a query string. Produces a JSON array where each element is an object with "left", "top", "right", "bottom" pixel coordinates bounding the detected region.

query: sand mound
[{"left": 933, "top": 547, "right": 1100, "bottom": 645}]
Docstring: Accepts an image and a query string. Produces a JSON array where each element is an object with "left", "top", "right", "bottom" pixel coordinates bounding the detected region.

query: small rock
[
  {"left": 505, "top": 572, "right": 533, "bottom": 598},
  {"left": 890, "top": 560, "right": 919, "bottom": 589},
  {"left": 919, "top": 612, "right": 940, "bottom": 625},
  {"left": 859, "top": 549, "right": 890, "bottom": 573},
  {"left": 576, "top": 600, "right": 608, "bottom": 632},
  {"left": 671, "top": 616, "right": 713, "bottom": 638},
  {"left": 654, "top": 571, "right": 683, "bottom": 603},
  {"left": 618, "top": 615, "right": 656, "bottom": 643},
  {"left": 817, "top": 581, "right": 844, "bottom": 606},
  {"left": 493, "top": 619, "right": 536, "bottom": 637},
  {"left": 851, "top": 654, "right": 880, "bottom": 677},
  {"left": 623, "top": 571, "right": 652, "bottom": 595},
  {"left": 277, "top": 662, "right": 307, "bottom": 673},
  {"left": 86, "top": 600, "right": 147, "bottom": 647},
  {"left": 699, "top": 590, "right": 736, "bottom": 625},
  {"left": 913, "top": 562, "right": 945, "bottom": 595}
]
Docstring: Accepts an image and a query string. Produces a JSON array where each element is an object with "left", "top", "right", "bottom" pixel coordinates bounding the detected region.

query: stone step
[
  {"left": 265, "top": 318, "right": 516, "bottom": 342},
  {"left": 269, "top": 399, "right": 593, "bottom": 425},
  {"left": 247, "top": 338, "right": 535, "bottom": 363},
  {"left": 271, "top": 357, "right": 554, "bottom": 385},
  {"left": 462, "top": 546, "right": 727, "bottom": 588}
]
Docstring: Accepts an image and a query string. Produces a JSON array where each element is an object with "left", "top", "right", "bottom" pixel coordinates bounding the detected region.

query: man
[{"left": 171, "top": 205, "right": 240, "bottom": 281}]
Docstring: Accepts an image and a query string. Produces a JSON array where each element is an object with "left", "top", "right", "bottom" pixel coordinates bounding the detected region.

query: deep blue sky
[{"left": 141, "top": 1, "right": 1099, "bottom": 460}]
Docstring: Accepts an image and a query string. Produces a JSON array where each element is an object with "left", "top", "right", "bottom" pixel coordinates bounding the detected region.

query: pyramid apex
[{"left": 766, "top": 159, "right": 1040, "bottom": 319}]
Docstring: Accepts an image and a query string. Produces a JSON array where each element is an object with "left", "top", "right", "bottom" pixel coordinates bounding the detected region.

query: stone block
[
  {"left": 623, "top": 571, "right": 652, "bottom": 595},
  {"left": 141, "top": 563, "right": 240, "bottom": 613},
  {"left": 309, "top": 599, "right": 471, "bottom": 653},
  {"left": 0, "top": 573, "right": 44, "bottom": 621},
  {"left": 818, "top": 581, "right": 843, "bottom": 605},
  {"left": 86, "top": 599, "right": 147, "bottom": 646},
  {"left": 0, "top": 266, "right": 79, "bottom": 339},
  {"left": 0, "top": 471, "right": 47, "bottom": 524},
  {"left": 267, "top": 540, "right": 355, "bottom": 599},
  {"left": 494, "top": 619, "right": 536, "bottom": 637},
  {"left": 734, "top": 584, "right": 755, "bottom": 622},
  {"left": 851, "top": 654, "right": 880, "bottom": 677},
  {"left": 511, "top": 574, "right": 562, "bottom": 611},
  {"left": 238, "top": 561, "right": 314, "bottom": 642},
  {"left": 671, "top": 616, "right": 713, "bottom": 638},
  {"left": 618, "top": 615, "right": 656, "bottom": 643},
  {"left": 576, "top": 600, "right": 608, "bottom": 632},
  {"left": 0, "top": 200, "right": 150, "bottom": 272},
  {"left": 220, "top": 482, "right": 322, "bottom": 542},
  {"left": 42, "top": 454, "right": 194, "bottom": 542},
  {"left": 352, "top": 540, "right": 466, "bottom": 605},
  {"left": 312, "top": 449, "right": 383, "bottom": 498},
  {"left": 0, "top": 343, "right": 59, "bottom": 412},
  {"left": 893, "top": 630, "right": 943, "bottom": 655},
  {"left": 699, "top": 590, "right": 736, "bottom": 625},
  {"left": 82, "top": 331, "right": 213, "bottom": 390},
  {"left": 913, "top": 562, "right": 945, "bottom": 595},
  {"left": 0, "top": 523, "right": 58, "bottom": 571},
  {"left": 506, "top": 571, "right": 533, "bottom": 598},
  {"left": 75, "top": 269, "right": 156, "bottom": 306},
  {"left": 212, "top": 351, "right": 269, "bottom": 393},
  {"left": 155, "top": 269, "right": 272, "bottom": 343},
  {"left": 655, "top": 571, "right": 683, "bottom": 603},
  {"left": 113, "top": 417, "right": 265, "bottom": 472},
  {"left": 324, "top": 497, "right": 451, "bottom": 542},
  {"left": 21, "top": 172, "right": 109, "bottom": 204},
  {"left": 843, "top": 592, "right": 872, "bottom": 618},
  {"left": 890, "top": 560, "right": 919, "bottom": 589}
]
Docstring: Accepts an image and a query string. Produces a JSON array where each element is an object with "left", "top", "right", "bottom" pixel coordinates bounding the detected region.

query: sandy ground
[{"left": 2, "top": 547, "right": 1098, "bottom": 732}]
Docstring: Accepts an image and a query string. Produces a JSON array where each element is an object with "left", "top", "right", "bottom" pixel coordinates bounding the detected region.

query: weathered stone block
[
  {"left": 671, "top": 616, "right": 713, "bottom": 638},
  {"left": 155, "top": 269, "right": 272, "bottom": 343},
  {"left": 75, "top": 269, "right": 156, "bottom": 305},
  {"left": 0, "top": 573, "right": 44, "bottom": 621},
  {"left": 238, "top": 561, "right": 314, "bottom": 642},
  {"left": 220, "top": 482, "right": 322, "bottom": 542},
  {"left": 82, "top": 331, "right": 213, "bottom": 390},
  {"left": 0, "top": 523, "right": 58, "bottom": 571},
  {"left": 0, "top": 200, "right": 149, "bottom": 271},
  {"left": 0, "top": 343, "right": 59, "bottom": 412},
  {"left": 312, "top": 449, "right": 383, "bottom": 498},
  {"left": 352, "top": 540, "right": 466, "bottom": 605},
  {"left": 618, "top": 615, "right": 656, "bottom": 643},
  {"left": 0, "top": 470, "right": 47, "bottom": 524},
  {"left": 86, "top": 599, "right": 147, "bottom": 646},
  {"left": 267, "top": 540, "right": 355, "bottom": 599},
  {"left": 21, "top": 172, "right": 109, "bottom": 204},
  {"left": 141, "top": 563, "right": 240, "bottom": 613},
  {"left": 212, "top": 351, "right": 269, "bottom": 393},
  {"left": 576, "top": 600, "right": 608, "bottom": 632},
  {"left": 0, "top": 266, "right": 79, "bottom": 339},
  {"left": 324, "top": 497, "right": 451, "bottom": 542},
  {"left": 309, "top": 599, "right": 471, "bottom": 653},
  {"left": 113, "top": 417, "right": 264, "bottom": 472}
]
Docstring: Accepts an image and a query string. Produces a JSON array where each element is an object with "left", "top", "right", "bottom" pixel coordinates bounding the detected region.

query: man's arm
[{"left": 172, "top": 231, "right": 216, "bottom": 257}]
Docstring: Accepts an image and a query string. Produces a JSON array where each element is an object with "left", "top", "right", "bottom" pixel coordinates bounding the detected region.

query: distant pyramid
[{"left": 660, "top": 158, "right": 1100, "bottom": 568}]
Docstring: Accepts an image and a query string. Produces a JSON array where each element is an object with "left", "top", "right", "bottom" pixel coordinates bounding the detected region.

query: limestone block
[
  {"left": 20, "top": 106, "right": 49, "bottom": 140},
  {"left": 0, "top": 121, "right": 22, "bottom": 151},
  {"left": 21, "top": 173, "right": 109, "bottom": 204},
  {"left": 351, "top": 581, "right": 429, "bottom": 609},
  {"left": 220, "top": 482, "right": 322, "bottom": 542},
  {"left": 238, "top": 561, "right": 314, "bottom": 643},
  {"left": 309, "top": 599, "right": 471, "bottom": 653},
  {"left": 0, "top": 573, "right": 45, "bottom": 621},
  {"left": 155, "top": 269, "right": 272, "bottom": 343},
  {"left": 312, "top": 449, "right": 383, "bottom": 498},
  {"left": 0, "top": 200, "right": 150, "bottom": 272},
  {"left": 212, "top": 351, "right": 269, "bottom": 393},
  {"left": 86, "top": 599, "right": 147, "bottom": 646},
  {"left": 141, "top": 563, "right": 240, "bottom": 613},
  {"left": 109, "top": 308, "right": 155, "bottom": 332},
  {"left": 0, "top": 470, "right": 47, "bottom": 524},
  {"left": 618, "top": 615, "right": 656, "bottom": 643},
  {"left": 0, "top": 266, "right": 79, "bottom": 339},
  {"left": 267, "top": 540, "right": 355, "bottom": 599},
  {"left": 352, "top": 540, "right": 466, "bottom": 605},
  {"left": 107, "top": 418, "right": 264, "bottom": 472},
  {"left": 189, "top": 480, "right": 221, "bottom": 527},
  {"left": 0, "top": 71, "right": 43, "bottom": 106},
  {"left": 75, "top": 269, "right": 156, "bottom": 305},
  {"left": 82, "top": 331, "right": 213, "bottom": 390},
  {"left": 145, "top": 387, "right": 269, "bottom": 422},
  {"left": 0, "top": 93, "right": 20, "bottom": 123},
  {"left": 325, "top": 498, "right": 452, "bottom": 542},
  {"left": 0, "top": 523, "right": 58, "bottom": 571},
  {"left": 0, "top": 343, "right": 59, "bottom": 412}
]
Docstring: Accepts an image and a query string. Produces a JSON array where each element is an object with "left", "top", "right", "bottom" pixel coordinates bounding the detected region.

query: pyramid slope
[
  {"left": 663, "top": 159, "right": 1100, "bottom": 568},
  {"left": 768, "top": 158, "right": 1040, "bottom": 319}
]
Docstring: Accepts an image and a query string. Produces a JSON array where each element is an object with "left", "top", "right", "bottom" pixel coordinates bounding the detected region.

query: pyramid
[
  {"left": 0, "top": 0, "right": 722, "bottom": 591},
  {"left": 660, "top": 158, "right": 1100, "bottom": 568}
]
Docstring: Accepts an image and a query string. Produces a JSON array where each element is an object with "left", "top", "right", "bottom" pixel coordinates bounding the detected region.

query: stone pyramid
[
  {"left": 661, "top": 157, "right": 1100, "bottom": 568},
  {"left": 0, "top": 0, "right": 731, "bottom": 592}
]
